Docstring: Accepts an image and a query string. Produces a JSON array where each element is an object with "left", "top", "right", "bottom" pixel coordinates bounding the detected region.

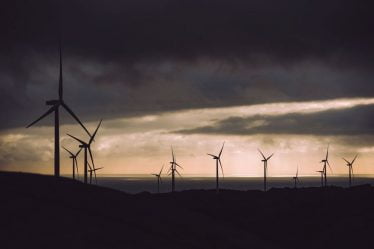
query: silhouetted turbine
[
  {"left": 167, "top": 147, "right": 182, "bottom": 193},
  {"left": 67, "top": 119, "right": 102, "bottom": 184},
  {"left": 26, "top": 41, "right": 90, "bottom": 177},
  {"left": 320, "top": 145, "right": 332, "bottom": 187},
  {"left": 152, "top": 165, "right": 164, "bottom": 193},
  {"left": 316, "top": 170, "right": 324, "bottom": 187},
  {"left": 87, "top": 162, "right": 103, "bottom": 184},
  {"left": 292, "top": 166, "right": 300, "bottom": 189},
  {"left": 258, "top": 149, "right": 274, "bottom": 192},
  {"left": 62, "top": 146, "right": 82, "bottom": 180},
  {"left": 208, "top": 142, "right": 225, "bottom": 193},
  {"left": 342, "top": 154, "right": 358, "bottom": 187}
]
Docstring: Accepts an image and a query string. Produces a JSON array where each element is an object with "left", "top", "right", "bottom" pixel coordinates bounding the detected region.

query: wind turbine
[
  {"left": 67, "top": 119, "right": 102, "bottom": 184},
  {"left": 87, "top": 162, "right": 103, "bottom": 184},
  {"left": 320, "top": 145, "right": 332, "bottom": 187},
  {"left": 168, "top": 147, "right": 182, "bottom": 193},
  {"left": 62, "top": 146, "right": 82, "bottom": 180},
  {"left": 26, "top": 41, "right": 90, "bottom": 177},
  {"left": 152, "top": 165, "right": 164, "bottom": 193},
  {"left": 342, "top": 154, "right": 358, "bottom": 187},
  {"left": 207, "top": 142, "right": 225, "bottom": 193},
  {"left": 316, "top": 170, "right": 324, "bottom": 187},
  {"left": 292, "top": 166, "right": 300, "bottom": 189},
  {"left": 258, "top": 149, "right": 274, "bottom": 192}
]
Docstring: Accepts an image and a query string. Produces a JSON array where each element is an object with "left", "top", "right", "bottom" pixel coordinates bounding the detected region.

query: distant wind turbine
[
  {"left": 258, "top": 149, "right": 274, "bottom": 192},
  {"left": 342, "top": 154, "right": 358, "bottom": 187},
  {"left": 293, "top": 166, "right": 300, "bottom": 189},
  {"left": 208, "top": 142, "right": 225, "bottom": 193},
  {"left": 67, "top": 119, "right": 102, "bottom": 184},
  {"left": 320, "top": 145, "right": 332, "bottom": 187},
  {"left": 26, "top": 41, "right": 90, "bottom": 177},
  {"left": 62, "top": 146, "right": 82, "bottom": 180},
  {"left": 152, "top": 165, "right": 164, "bottom": 193},
  {"left": 87, "top": 162, "right": 103, "bottom": 184},
  {"left": 167, "top": 147, "right": 182, "bottom": 193},
  {"left": 316, "top": 170, "right": 324, "bottom": 187}
]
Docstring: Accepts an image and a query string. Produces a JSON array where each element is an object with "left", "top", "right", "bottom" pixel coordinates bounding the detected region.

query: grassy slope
[{"left": 1, "top": 171, "right": 374, "bottom": 249}]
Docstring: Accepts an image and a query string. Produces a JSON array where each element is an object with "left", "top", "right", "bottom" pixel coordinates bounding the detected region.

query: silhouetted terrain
[{"left": 1, "top": 171, "right": 374, "bottom": 249}]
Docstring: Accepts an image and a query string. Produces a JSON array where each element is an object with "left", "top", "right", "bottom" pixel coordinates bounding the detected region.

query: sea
[{"left": 80, "top": 175, "right": 374, "bottom": 194}]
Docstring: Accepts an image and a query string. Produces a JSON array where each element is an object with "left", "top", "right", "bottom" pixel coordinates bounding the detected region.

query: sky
[{"left": 1, "top": 0, "right": 374, "bottom": 177}]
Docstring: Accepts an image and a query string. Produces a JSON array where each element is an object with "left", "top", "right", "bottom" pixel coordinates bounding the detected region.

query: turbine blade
[
  {"left": 267, "top": 153, "right": 274, "bottom": 160},
  {"left": 67, "top": 134, "right": 86, "bottom": 145},
  {"left": 326, "top": 145, "right": 329, "bottom": 160},
  {"left": 258, "top": 149, "right": 266, "bottom": 160},
  {"left": 327, "top": 161, "right": 333, "bottom": 173},
  {"left": 87, "top": 162, "right": 93, "bottom": 171},
  {"left": 159, "top": 165, "right": 164, "bottom": 175},
  {"left": 94, "top": 169, "right": 97, "bottom": 184},
  {"left": 218, "top": 141, "right": 225, "bottom": 157},
  {"left": 75, "top": 147, "right": 83, "bottom": 157},
  {"left": 351, "top": 154, "right": 358, "bottom": 165},
  {"left": 219, "top": 158, "right": 224, "bottom": 178},
  {"left": 159, "top": 176, "right": 162, "bottom": 184},
  {"left": 26, "top": 106, "right": 56, "bottom": 128},
  {"left": 175, "top": 169, "right": 182, "bottom": 178},
  {"left": 296, "top": 166, "right": 298, "bottom": 177},
  {"left": 175, "top": 163, "right": 183, "bottom": 169},
  {"left": 342, "top": 158, "right": 350, "bottom": 164},
  {"left": 74, "top": 157, "right": 79, "bottom": 176},
  {"left": 88, "top": 147, "right": 95, "bottom": 170},
  {"left": 207, "top": 153, "right": 217, "bottom": 158},
  {"left": 62, "top": 146, "right": 74, "bottom": 157},
  {"left": 171, "top": 146, "right": 175, "bottom": 162},
  {"left": 61, "top": 102, "right": 91, "bottom": 137},
  {"left": 89, "top": 119, "right": 103, "bottom": 144}
]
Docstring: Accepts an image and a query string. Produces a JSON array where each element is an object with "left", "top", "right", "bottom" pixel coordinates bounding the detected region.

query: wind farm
[{"left": 2, "top": 1, "right": 374, "bottom": 249}]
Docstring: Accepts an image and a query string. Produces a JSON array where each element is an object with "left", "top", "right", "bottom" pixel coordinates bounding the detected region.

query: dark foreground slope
[{"left": 1, "top": 172, "right": 374, "bottom": 249}]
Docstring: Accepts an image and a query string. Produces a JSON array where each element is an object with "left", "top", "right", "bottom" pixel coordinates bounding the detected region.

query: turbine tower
[
  {"left": 62, "top": 146, "right": 82, "bottom": 180},
  {"left": 320, "top": 145, "right": 332, "bottom": 187},
  {"left": 207, "top": 142, "right": 225, "bottom": 193},
  {"left": 258, "top": 149, "right": 274, "bottom": 192},
  {"left": 342, "top": 154, "right": 358, "bottom": 187},
  {"left": 26, "top": 41, "right": 90, "bottom": 177},
  {"left": 292, "top": 166, "right": 300, "bottom": 189},
  {"left": 168, "top": 147, "right": 182, "bottom": 193},
  {"left": 68, "top": 119, "right": 102, "bottom": 184},
  {"left": 152, "top": 165, "right": 164, "bottom": 193}
]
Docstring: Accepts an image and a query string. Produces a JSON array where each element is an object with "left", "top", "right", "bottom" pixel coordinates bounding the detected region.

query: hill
[{"left": 1, "top": 171, "right": 374, "bottom": 249}]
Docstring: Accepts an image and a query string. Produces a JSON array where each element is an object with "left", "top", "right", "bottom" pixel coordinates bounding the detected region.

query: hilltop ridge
[{"left": 1, "top": 171, "right": 374, "bottom": 249}]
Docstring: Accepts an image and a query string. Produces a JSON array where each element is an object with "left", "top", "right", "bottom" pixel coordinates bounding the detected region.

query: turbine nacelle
[{"left": 46, "top": 100, "right": 60, "bottom": 106}]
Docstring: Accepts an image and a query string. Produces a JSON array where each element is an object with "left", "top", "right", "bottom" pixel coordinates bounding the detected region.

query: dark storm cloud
[
  {"left": 2, "top": 0, "right": 374, "bottom": 64},
  {"left": 1, "top": 0, "right": 374, "bottom": 130},
  {"left": 176, "top": 105, "right": 374, "bottom": 136}
]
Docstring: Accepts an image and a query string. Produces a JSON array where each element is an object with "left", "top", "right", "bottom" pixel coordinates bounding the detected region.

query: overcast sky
[{"left": 1, "top": 0, "right": 374, "bottom": 177}]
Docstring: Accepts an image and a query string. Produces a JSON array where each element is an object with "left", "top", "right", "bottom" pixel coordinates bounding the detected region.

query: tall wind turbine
[
  {"left": 26, "top": 41, "right": 90, "bottom": 177},
  {"left": 292, "top": 166, "right": 300, "bottom": 189},
  {"left": 67, "top": 119, "right": 102, "bottom": 184},
  {"left": 342, "top": 154, "right": 358, "bottom": 187},
  {"left": 320, "top": 145, "right": 332, "bottom": 187},
  {"left": 87, "top": 162, "right": 103, "bottom": 184},
  {"left": 62, "top": 146, "right": 82, "bottom": 180},
  {"left": 152, "top": 165, "right": 164, "bottom": 193},
  {"left": 258, "top": 149, "right": 274, "bottom": 192},
  {"left": 168, "top": 147, "right": 182, "bottom": 193},
  {"left": 208, "top": 142, "right": 225, "bottom": 193}
]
